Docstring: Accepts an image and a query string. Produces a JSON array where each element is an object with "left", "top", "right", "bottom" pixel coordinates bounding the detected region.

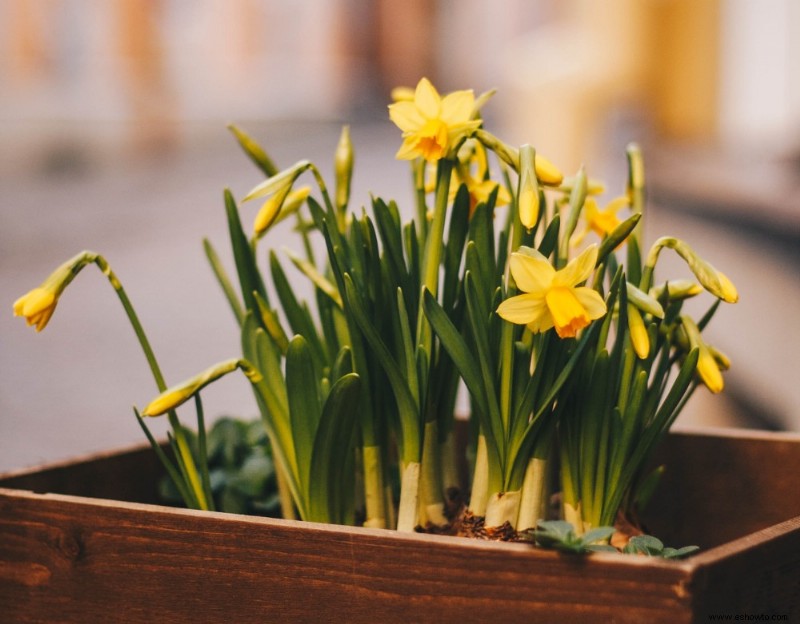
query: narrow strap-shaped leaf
[
  {"left": 422, "top": 287, "right": 500, "bottom": 463},
  {"left": 308, "top": 373, "right": 361, "bottom": 523},
  {"left": 606, "top": 348, "right": 699, "bottom": 514},
  {"left": 537, "top": 214, "right": 561, "bottom": 259},
  {"left": 193, "top": 394, "right": 216, "bottom": 512},
  {"left": 442, "top": 184, "right": 471, "bottom": 312},
  {"left": 253, "top": 292, "right": 290, "bottom": 355},
  {"left": 135, "top": 409, "right": 194, "bottom": 508},
  {"left": 269, "top": 250, "right": 327, "bottom": 369},
  {"left": 283, "top": 247, "right": 343, "bottom": 309},
  {"left": 286, "top": 335, "right": 322, "bottom": 502},
  {"left": 344, "top": 273, "right": 420, "bottom": 462},
  {"left": 224, "top": 188, "right": 268, "bottom": 312},
  {"left": 203, "top": 238, "right": 244, "bottom": 325},
  {"left": 396, "top": 288, "right": 420, "bottom": 408},
  {"left": 372, "top": 197, "right": 409, "bottom": 293}
]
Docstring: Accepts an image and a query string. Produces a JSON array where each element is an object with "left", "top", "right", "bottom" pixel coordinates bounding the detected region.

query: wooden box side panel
[
  {"left": 0, "top": 445, "right": 163, "bottom": 504},
  {"left": 643, "top": 429, "right": 800, "bottom": 549},
  {"left": 0, "top": 492, "right": 695, "bottom": 624},
  {"left": 690, "top": 517, "right": 800, "bottom": 620}
]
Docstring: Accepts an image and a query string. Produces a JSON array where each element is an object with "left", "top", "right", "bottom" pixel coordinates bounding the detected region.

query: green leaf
[
  {"left": 596, "top": 213, "right": 641, "bottom": 266},
  {"left": 624, "top": 534, "right": 664, "bottom": 555},
  {"left": 283, "top": 247, "right": 343, "bottom": 309},
  {"left": 203, "top": 238, "right": 245, "bottom": 326},
  {"left": 308, "top": 373, "right": 361, "bottom": 523},
  {"left": 286, "top": 335, "right": 322, "bottom": 500},
  {"left": 422, "top": 287, "right": 500, "bottom": 463},
  {"left": 224, "top": 188, "right": 268, "bottom": 313},
  {"left": 269, "top": 251, "right": 326, "bottom": 369},
  {"left": 343, "top": 273, "right": 420, "bottom": 462},
  {"left": 582, "top": 526, "right": 616, "bottom": 545},
  {"left": 662, "top": 545, "right": 700, "bottom": 559}
]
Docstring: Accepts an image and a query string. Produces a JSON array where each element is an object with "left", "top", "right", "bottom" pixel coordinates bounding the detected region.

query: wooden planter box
[{"left": 1, "top": 427, "right": 798, "bottom": 623}]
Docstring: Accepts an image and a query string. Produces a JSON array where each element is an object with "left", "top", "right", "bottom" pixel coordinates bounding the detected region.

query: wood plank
[
  {"left": 0, "top": 491, "right": 693, "bottom": 624},
  {"left": 2, "top": 428, "right": 799, "bottom": 621},
  {"left": 643, "top": 427, "right": 800, "bottom": 548},
  {"left": 690, "top": 517, "right": 800, "bottom": 620}
]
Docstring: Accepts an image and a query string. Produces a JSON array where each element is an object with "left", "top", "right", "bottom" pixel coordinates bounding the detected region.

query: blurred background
[{"left": 2, "top": 0, "right": 799, "bottom": 471}]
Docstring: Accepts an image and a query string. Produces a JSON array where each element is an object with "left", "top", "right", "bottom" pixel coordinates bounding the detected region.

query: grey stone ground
[{"left": 1, "top": 120, "right": 796, "bottom": 472}]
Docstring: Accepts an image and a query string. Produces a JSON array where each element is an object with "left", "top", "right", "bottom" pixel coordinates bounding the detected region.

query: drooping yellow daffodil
[
  {"left": 13, "top": 251, "right": 93, "bottom": 332},
  {"left": 496, "top": 244, "right": 607, "bottom": 338},
  {"left": 572, "top": 196, "right": 629, "bottom": 246},
  {"left": 13, "top": 287, "right": 58, "bottom": 332},
  {"left": 389, "top": 77, "right": 482, "bottom": 162}
]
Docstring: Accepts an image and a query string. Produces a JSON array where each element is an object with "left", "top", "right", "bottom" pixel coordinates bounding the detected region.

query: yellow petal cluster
[
  {"left": 389, "top": 78, "right": 481, "bottom": 162},
  {"left": 573, "top": 196, "right": 629, "bottom": 246},
  {"left": 13, "top": 287, "right": 58, "bottom": 332},
  {"left": 496, "top": 245, "right": 607, "bottom": 338}
]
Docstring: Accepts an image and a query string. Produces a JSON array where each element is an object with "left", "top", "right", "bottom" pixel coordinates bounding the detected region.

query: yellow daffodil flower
[
  {"left": 496, "top": 244, "right": 607, "bottom": 338},
  {"left": 680, "top": 315, "right": 725, "bottom": 393},
  {"left": 13, "top": 251, "right": 93, "bottom": 332},
  {"left": 13, "top": 287, "right": 58, "bottom": 332},
  {"left": 572, "top": 196, "right": 629, "bottom": 246},
  {"left": 389, "top": 77, "right": 482, "bottom": 162}
]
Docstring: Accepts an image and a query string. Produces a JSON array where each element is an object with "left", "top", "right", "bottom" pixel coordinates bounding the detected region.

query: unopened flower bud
[
  {"left": 334, "top": 125, "right": 354, "bottom": 211},
  {"left": 517, "top": 145, "right": 539, "bottom": 230},
  {"left": 142, "top": 359, "right": 261, "bottom": 417}
]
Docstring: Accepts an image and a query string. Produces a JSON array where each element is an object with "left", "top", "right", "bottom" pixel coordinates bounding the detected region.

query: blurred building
[{"left": 1, "top": 0, "right": 799, "bottom": 470}]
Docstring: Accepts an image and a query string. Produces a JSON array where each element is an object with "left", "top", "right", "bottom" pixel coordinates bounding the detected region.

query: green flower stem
[
  {"left": 558, "top": 166, "right": 587, "bottom": 267},
  {"left": 626, "top": 143, "right": 645, "bottom": 244},
  {"left": 417, "top": 158, "right": 454, "bottom": 350},
  {"left": 413, "top": 158, "right": 428, "bottom": 243},
  {"left": 88, "top": 253, "right": 209, "bottom": 510},
  {"left": 309, "top": 165, "right": 339, "bottom": 232},
  {"left": 411, "top": 158, "right": 454, "bottom": 528}
]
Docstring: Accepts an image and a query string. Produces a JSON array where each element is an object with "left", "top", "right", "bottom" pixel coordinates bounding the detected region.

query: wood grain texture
[
  {"left": 0, "top": 492, "right": 693, "bottom": 624},
  {"left": 1, "top": 428, "right": 798, "bottom": 623}
]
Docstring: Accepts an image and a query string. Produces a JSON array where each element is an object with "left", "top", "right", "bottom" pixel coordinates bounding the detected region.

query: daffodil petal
[
  {"left": 526, "top": 312, "right": 555, "bottom": 335},
  {"left": 388, "top": 101, "right": 426, "bottom": 133},
  {"left": 446, "top": 120, "right": 481, "bottom": 143},
  {"left": 496, "top": 293, "right": 547, "bottom": 325},
  {"left": 509, "top": 252, "right": 554, "bottom": 295},
  {"left": 414, "top": 77, "right": 441, "bottom": 118},
  {"left": 395, "top": 137, "right": 421, "bottom": 160},
  {"left": 554, "top": 244, "right": 598, "bottom": 287},
  {"left": 573, "top": 287, "right": 607, "bottom": 320},
  {"left": 440, "top": 90, "right": 475, "bottom": 124}
]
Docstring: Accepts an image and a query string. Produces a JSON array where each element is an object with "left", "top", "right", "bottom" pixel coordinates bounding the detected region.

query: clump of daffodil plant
[{"left": 14, "top": 77, "right": 737, "bottom": 552}]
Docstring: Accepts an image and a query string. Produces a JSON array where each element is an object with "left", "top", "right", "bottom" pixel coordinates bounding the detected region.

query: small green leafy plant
[
  {"left": 530, "top": 521, "right": 698, "bottom": 559},
  {"left": 158, "top": 417, "right": 281, "bottom": 517}
]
